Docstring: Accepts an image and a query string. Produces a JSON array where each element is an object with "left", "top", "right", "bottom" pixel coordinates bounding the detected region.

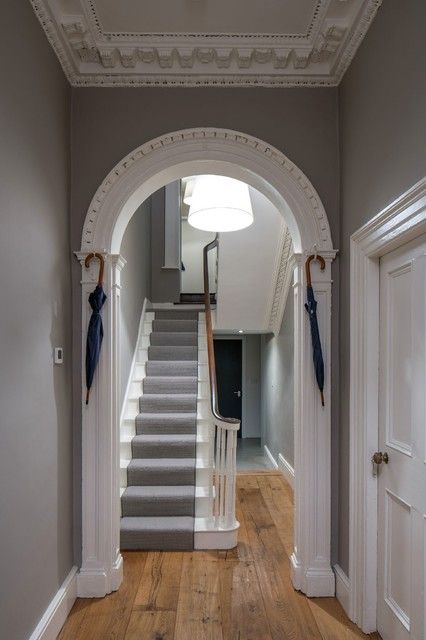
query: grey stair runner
[{"left": 121, "top": 309, "right": 199, "bottom": 550}]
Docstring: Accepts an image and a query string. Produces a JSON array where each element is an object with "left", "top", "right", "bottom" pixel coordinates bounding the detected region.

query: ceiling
[{"left": 31, "top": 0, "right": 382, "bottom": 87}]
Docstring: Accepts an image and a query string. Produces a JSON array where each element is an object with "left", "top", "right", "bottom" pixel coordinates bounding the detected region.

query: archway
[{"left": 76, "top": 128, "right": 337, "bottom": 598}]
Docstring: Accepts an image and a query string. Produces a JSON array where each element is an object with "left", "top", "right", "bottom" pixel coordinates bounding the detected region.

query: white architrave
[
  {"left": 78, "top": 127, "right": 337, "bottom": 598},
  {"left": 75, "top": 251, "right": 126, "bottom": 597},
  {"left": 348, "top": 177, "right": 426, "bottom": 633}
]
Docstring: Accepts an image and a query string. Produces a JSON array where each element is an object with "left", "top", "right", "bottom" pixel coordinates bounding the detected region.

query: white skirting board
[
  {"left": 334, "top": 564, "right": 351, "bottom": 618},
  {"left": 264, "top": 444, "right": 279, "bottom": 469},
  {"left": 29, "top": 566, "right": 77, "bottom": 640},
  {"left": 264, "top": 445, "right": 295, "bottom": 490},
  {"left": 278, "top": 453, "right": 295, "bottom": 490}
]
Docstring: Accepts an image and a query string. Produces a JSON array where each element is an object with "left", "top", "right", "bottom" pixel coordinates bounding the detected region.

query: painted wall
[
  {"left": 244, "top": 335, "right": 262, "bottom": 439},
  {"left": 181, "top": 221, "right": 216, "bottom": 293},
  {"left": 216, "top": 187, "right": 284, "bottom": 332},
  {"left": 0, "top": 3, "right": 72, "bottom": 639},
  {"left": 120, "top": 200, "right": 151, "bottom": 406},
  {"left": 150, "top": 187, "right": 181, "bottom": 303},
  {"left": 260, "top": 292, "right": 294, "bottom": 467},
  {"left": 338, "top": 0, "right": 426, "bottom": 574},
  {"left": 70, "top": 85, "right": 340, "bottom": 560}
]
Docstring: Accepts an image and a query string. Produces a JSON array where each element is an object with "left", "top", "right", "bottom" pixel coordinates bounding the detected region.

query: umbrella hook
[
  {"left": 84, "top": 252, "right": 105, "bottom": 285},
  {"left": 305, "top": 253, "right": 326, "bottom": 287}
]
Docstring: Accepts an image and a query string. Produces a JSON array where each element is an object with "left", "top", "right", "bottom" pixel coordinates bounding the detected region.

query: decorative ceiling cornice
[
  {"left": 268, "top": 225, "right": 294, "bottom": 335},
  {"left": 30, "top": 0, "right": 382, "bottom": 87}
]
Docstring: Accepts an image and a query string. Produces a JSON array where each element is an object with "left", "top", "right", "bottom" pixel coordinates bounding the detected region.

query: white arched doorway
[{"left": 76, "top": 128, "right": 337, "bottom": 599}]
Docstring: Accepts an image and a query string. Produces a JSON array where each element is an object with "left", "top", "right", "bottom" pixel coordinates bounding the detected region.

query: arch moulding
[{"left": 77, "top": 128, "right": 337, "bottom": 599}]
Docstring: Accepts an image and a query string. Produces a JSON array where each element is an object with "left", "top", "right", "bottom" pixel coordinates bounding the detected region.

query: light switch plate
[{"left": 54, "top": 347, "right": 63, "bottom": 364}]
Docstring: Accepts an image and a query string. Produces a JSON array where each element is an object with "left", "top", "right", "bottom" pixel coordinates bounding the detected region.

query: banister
[{"left": 203, "top": 237, "right": 240, "bottom": 429}]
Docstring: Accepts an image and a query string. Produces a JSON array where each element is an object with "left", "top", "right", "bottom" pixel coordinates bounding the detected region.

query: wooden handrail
[{"left": 203, "top": 238, "right": 240, "bottom": 427}]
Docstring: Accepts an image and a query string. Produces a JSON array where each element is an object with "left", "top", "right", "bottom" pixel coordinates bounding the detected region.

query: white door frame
[
  {"left": 348, "top": 177, "right": 426, "bottom": 633},
  {"left": 76, "top": 127, "right": 337, "bottom": 598}
]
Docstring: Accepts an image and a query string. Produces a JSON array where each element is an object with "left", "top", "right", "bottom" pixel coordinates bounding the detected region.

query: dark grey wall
[
  {"left": 0, "top": 2, "right": 72, "bottom": 639},
  {"left": 70, "top": 86, "right": 340, "bottom": 562},
  {"left": 260, "top": 293, "right": 294, "bottom": 466},
  {"left": 120, "top": 200, "right": 152, "bottom": 405},
  {"left": 151, "top": 188, "right": 181, "bottom": 303},
  {"left": 338, "top": 0, "right": 426, "bottom": 574}
]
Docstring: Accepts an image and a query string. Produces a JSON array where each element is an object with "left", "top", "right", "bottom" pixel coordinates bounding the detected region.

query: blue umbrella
[
  {"left": 305, "top": 255, "right": 326, "bottom": 406},
  {"left": 85, "top": 253, "right": 107, "bottom": 405}
]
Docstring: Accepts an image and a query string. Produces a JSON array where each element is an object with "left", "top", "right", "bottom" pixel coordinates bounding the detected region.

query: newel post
[
  {"left": 291, "top": 251, "right": 337, "bottom": 597},
  {"left": 75, "top": 251, "right": 126, "bottom": 598}
]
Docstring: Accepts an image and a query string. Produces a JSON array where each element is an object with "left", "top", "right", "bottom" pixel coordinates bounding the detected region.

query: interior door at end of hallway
[{"left": 214, "top": 339, "right": 243, "bottom": 437}]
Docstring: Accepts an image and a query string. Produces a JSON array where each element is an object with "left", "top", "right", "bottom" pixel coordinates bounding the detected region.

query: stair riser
[
  {"left": 150, "top": 333, "right": 198, "bottom": 346},
  {"left": 131, "top": 440, "right": 196, "bottom": 458},
  {"left": 135, "top": 415, "right": 196, "bottom": 435},
  {"left": 122, "top": 498, "right": 195, "bottom": 518},
  {"left": 121, "top": 494, "right": 212, "bottom": 518},
  {"left": 120, "top": 530, "right": 193, "bottom": 551},
  {"left": 148, "top": 346, "right": 198, "bottom": 361},
  {"left": 121, "top": 435, "right": 209, "bottom": 460},
  {"left": 143, "top": 378, "right": 198, "bottom": 394},
  {"left": 127, "top": 467, "right": 195, "bottom": 486},
  {"left": 152, "top": 320, "right": 198, "bottom": 333},
  {"left": 139, "top": 396, "right": 197, "bottom": 413},
  {"left": 154, "top": 310, "right": 199, "bottom": 320},
  {"left": 146, "top": 361, "right": 198, "bottom": 377}
]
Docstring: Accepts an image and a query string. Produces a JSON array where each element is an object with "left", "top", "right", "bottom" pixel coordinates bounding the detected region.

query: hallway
[{"left": 59, "top": 473, "right": 379, "bottom": 640}]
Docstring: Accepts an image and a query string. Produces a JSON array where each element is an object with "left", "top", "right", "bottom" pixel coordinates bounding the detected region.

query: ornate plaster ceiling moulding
[{"left": 30, "top": 0, "right": 383, "bottom": 87}]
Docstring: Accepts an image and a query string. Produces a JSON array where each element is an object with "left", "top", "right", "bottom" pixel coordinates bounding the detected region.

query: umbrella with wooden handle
[
  {"left": 84, "top": 253, "right": 107, "bottom": 405},
  {"left": 305, "top": 254, "right": 326, "bottom": 406}
]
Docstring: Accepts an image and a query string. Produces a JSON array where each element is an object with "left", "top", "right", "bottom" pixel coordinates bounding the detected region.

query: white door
[{"left": 377, "top": 234, "right": 426, "bottom": 639}]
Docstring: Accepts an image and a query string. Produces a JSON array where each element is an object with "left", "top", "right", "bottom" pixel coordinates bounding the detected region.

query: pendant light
[{"left": 188, "top": 175, "right": 253, "bottom": 232}]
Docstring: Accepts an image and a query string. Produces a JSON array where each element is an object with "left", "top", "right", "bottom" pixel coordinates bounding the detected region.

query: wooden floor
[{"left": 60, "top": 472, "right": 380, "bottom": 640}]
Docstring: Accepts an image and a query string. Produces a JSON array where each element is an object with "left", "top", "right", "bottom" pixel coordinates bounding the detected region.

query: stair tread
[
  {"left": 123, "top": 485, "right": 195, "bottom": 498},
  {"left": 136, "top": 411, "right": 195, "bottom": 422},
  {"left": 121, "top": 516, "right": 194, "bottom": 531},
  {"left": 129, "top": 458, "right": 196, "bottom": 468},
  {"left": 132, "top": 434, "right": 196, "bottom": 443}
]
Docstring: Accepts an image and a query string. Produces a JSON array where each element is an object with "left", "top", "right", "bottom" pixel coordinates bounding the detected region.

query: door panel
[
  {"left": 214, "top": 339, "right": 242, "bottom": 436},
  {"left": 378, "top": 234, "right": 426, "bottom": 640}
]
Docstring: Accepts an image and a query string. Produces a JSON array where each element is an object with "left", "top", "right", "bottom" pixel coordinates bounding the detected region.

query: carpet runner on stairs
[{"left": 120, "top": 309, "right": 199, "bottom": 550}]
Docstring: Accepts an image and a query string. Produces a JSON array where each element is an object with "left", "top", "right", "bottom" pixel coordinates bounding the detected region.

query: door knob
[
  {"left": 233, "top": 390, "right": 241, "bottom": 398},
  {"left": 372, "top": 451, "right": 389, "bottom": 465}
]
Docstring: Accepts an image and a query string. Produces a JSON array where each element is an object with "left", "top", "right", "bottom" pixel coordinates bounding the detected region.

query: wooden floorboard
[{"left": 59, "top": 472, "right": 380, "bottom": 640}]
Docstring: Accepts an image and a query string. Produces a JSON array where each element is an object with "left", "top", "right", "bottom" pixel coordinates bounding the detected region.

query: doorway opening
[{"left": 77, "top": 128, "right": 336, "bottom": 599}]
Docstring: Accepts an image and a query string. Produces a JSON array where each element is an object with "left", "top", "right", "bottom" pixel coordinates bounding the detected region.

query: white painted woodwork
[
  {"left": 377, "top": 235, "right": 426, "bottom": 640},
  {"left": 31, "top": 0, "right": 382, "bottom": 87},
  {"left": 349, "top": 177, "right": 426, "bottom": 633},
  {"left": 77, "top": 127, "right": 337, "bottom": 598}
]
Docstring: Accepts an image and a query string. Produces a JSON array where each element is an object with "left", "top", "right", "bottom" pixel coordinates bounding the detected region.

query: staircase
[{"left": 121, "top": 309, "right": 199, "bottom": 550}]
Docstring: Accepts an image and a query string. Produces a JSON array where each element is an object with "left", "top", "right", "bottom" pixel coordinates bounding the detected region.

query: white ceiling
[
  {"left": 31, "top": 0, "right": 382, "bottom": 86},
  {"left": 215, "top": 187, "right": 289, "bottom": 333}
]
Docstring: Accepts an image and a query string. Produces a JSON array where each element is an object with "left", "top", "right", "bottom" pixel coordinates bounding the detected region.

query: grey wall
[
  {"left": 244, "top": 335, "right": 262, "bottom": 438},
  {"left": 69, "top": 83, "right": 339, "bottom": 562},
  {"left": 120, "top": 200, "right": 152, "bottom": 405},
  {"left": 338, "top": 0, "right": 426, "bottom": 574},
  {"left": 260, "top": 293, "right": 294, "bottom": 466},
  {"left": 150, "top": 187, "right": 181, "bottom": 303},
  {"left": 0, "top": 3, "right": 72, "bottom": 639}
]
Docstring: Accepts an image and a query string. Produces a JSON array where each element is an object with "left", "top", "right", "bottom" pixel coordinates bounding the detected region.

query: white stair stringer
[
  {"left": 119, "top": 304, "right": 154, "bottom": 490},
  {"left": 194, "top": 311, "right": 239, "bottom": 549}
]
